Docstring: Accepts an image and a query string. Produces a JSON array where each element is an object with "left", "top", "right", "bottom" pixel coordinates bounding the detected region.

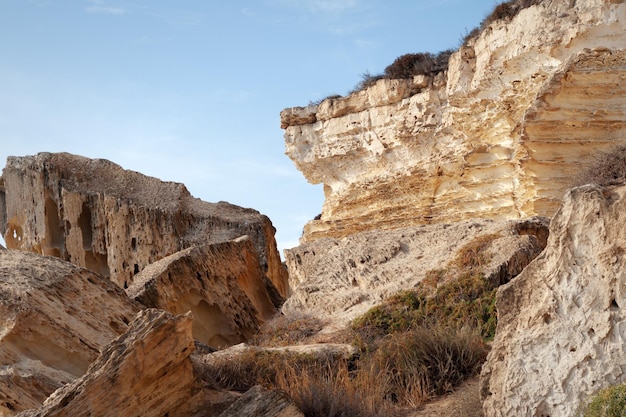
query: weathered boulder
[
  {"left": 219, "top": 385, "right": 304, "bottom": 417},
  {"left": 481, "top": 184, "right": 626, "bottom": 417},
  {"left": 126, "top": 236, "right": 280, "bottom": 348},
  {"left": 0, "top": 152, "right": 288, "bottom": 296},
  {"left": 17, "top": 309, "right": 237, "bottom": 417},
  {"left": 0, "top": 250, "right": 140, "bottom": 415},
  {"left": 282, "top": 0, "right": 626, "bottom": 242},
  {"left": 283, "top": 218, "right": 548, "bottom": 325}
]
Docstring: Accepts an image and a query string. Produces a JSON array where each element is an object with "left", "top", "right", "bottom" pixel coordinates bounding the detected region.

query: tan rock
[
  {"left": 282, "top": 218, "right": 547, "bottom": 325},
  {"left": 126, "top": 237, "right": 281, "bottom": 348},
  {"left": 0, "top": 152, "right": 288, "bottom": 297},
  {"left": 281, "top": 0, "right": 626, "bottom": 242},
  {"left": 17, "top": 309, "right": 236, "bottom": 417},
  {"left": 204, "top": 342, "right": 357, "bottom": 363},
  {"left": 0, "top": 250, "right": 140, "bottom": 415},
  {"left": 218, "top": 385, "right": 304, "bottom": 417},
  {"left": 481, "top": 184, "right": 626, "bottom": 417}
]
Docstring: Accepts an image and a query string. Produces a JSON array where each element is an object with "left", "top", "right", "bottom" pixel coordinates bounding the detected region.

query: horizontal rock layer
[
  {"left": 0, "top": 152, "right": 288, "bottom": 296},
  {"left": 0, "top": 250, "right": 140, "bottom": 415},
  {"left": 282, "top": 0, "right": 626, "bottom": 242},
  {"left": 481, "top": 183, "right": 626, "bottom": 417}
]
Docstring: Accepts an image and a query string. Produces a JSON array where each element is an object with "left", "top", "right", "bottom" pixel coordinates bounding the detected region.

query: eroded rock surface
[
  {"left": 17, "top": 309, "right": 237, "bottom": 417},
  {"left": 283, "top": 218, "right": 547, "bottom": 325},
  {"left": 481, "top": 184, "right": 626, "bottom": 417},
  {"left": 282, "top": 0, "right": 626, "bottom": 242},
  {"left": 0, "top": 250, "right": 140, "bottom": 415},
  {"left": 127, "top": 236, "right": 280, "bottom": 348},
  {"left": 0, "top": 152, "right": 288, "bottom": 296},
  {"left": 218, "top": 385, "right": 304, "bottom": 417}
]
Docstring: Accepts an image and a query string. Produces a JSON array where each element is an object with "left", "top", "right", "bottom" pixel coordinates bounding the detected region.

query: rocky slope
[
  {"left": 481, "top": 183, "right": 626, "bottom": 417},
  {"left": 0, "top": 152, "right": 288, "bottom": 296},
  {"left": 282, "top": 0, "right": 626, "bottom": 242},
  {"left": 283, "top": 217, "right": 548, "bottom": 324}
]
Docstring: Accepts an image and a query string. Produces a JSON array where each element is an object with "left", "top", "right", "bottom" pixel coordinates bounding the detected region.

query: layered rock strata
[
  {"left": 0, "top": 250, "right": 140, "bottom": 415},
  {"left": 480, "top": 184, "right": 626, "bottom": 417},
  {"left": 17, "top": 309, "right": 236, "bottom": 417},
  {"left": 283, "top": 218, "right": 548, "bottom": 324},
  {"left": 0, "top": 152, "right": 288, "bottom": 296},
  {"left": 127, "top": 236, "right": 280, "bottom": 348},
  {"left": 282, "top": 0, "right": 626, "bottom": 242}
]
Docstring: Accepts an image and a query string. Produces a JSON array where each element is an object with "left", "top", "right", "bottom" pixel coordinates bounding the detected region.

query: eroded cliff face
[
  {"left": 127, "top": 236, "right": 280, "bottom": 348},
  {"left": 282, "top": 0, "right": 626, "bottom": 242},
  {"left": 0, "top": 152, "right": 288, "bottom": 296},
  {"left": 481, "top": 184, "right": 626, "bottom": 417}
]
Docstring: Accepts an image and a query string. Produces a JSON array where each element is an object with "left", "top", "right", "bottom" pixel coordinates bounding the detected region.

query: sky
[{"left": 0, "top": 0, "right": 498, "bottom": 254}]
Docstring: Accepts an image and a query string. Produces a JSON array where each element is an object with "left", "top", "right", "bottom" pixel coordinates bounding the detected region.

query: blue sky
[{"left": 0, "top": 0, "right": 497, "bottom": 253}]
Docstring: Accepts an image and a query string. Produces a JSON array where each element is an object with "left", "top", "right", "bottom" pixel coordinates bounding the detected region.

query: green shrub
[
  {"left": 580, "top": 384, "right": 626, "bottom": 417},
  {"left": 352, "top": 271, "right": 498, "bottom": 342}
]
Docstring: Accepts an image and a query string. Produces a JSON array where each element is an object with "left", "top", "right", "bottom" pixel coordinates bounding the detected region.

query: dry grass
[{"left": 251, "top": 312, "right": 326, "bottom": 347}]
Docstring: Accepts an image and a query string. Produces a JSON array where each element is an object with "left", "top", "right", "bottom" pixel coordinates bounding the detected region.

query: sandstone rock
[
  {"left": 219, "top": 385, "right": 304, "bottom": 417},
  {"left": 204, "top": 342, "right": 357, "bottom": 363},
  {"left": 0, "top": 250, "right": 140, "bottom": 415},
  {"left": 283, "top": 218, "right": 547, "bottom": 325},
  {"left": 17, "top": 309, "right": 236, "bottom": 417},
  {"left": 126, "top": 236, "right": 280, "bottom": 348},
  {"left": 481, "top": 184, "right": 626, "bottom": 417},
  {"left": 281, "top": 0, "right": 626, "bottom": 242},
  {"left": 0, "top": 152, "right": 288, "bottom": 297}
]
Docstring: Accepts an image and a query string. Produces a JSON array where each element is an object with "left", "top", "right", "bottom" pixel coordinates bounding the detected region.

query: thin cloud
[{"left": 85, "top": 5, "right": 127, "bottom": 15}]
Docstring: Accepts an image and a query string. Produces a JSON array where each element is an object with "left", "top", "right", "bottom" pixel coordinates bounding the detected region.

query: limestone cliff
[
  {"left": 0, "top": 250, "right": 140, "bottom": 415},
  {"left": 127, "top": 236, "right": 280, "bottom": 348},
  {"left": 281, "top": 0, "right": 626, "bottom": 242},
  {"left": 0, "top": 152, "right": 288, "bottom": 296},
  {"left": 481, "top": 183, "right": 626, "bottom": 417}
]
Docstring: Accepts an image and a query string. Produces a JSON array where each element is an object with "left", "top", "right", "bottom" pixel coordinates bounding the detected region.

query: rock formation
[
  {"left": 481, "top": 184, "right": 626, "bottom": 417},
  {"left": 0, "top": 250, "right": 140, "bottom": 415},
  {"left": 218, "top": 385, "right": 304, "bottom": 417},
  {"left": 281, "top": 0, "right": 626, "bottom": 242},
  {"left": 16, "top": 309, "right": 237, "bottom": 417},
  {"left": 0, "top": 152, "right": 288, "bottom": 297},
  {"left": 283, "top": 218, "right": 548, "bottom": 324},
  {"left": 127, "top": 236, "right": 280, "bottom": 348}
]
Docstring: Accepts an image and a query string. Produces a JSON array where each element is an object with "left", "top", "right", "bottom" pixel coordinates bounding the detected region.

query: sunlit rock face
[
  {"left": 281, "top": 0, "right": 626, "bottom": 242},
  {"left": 0, "top": 152, "right": 288, "bottom": 296},
  {"left": 0, "top": 250, "right": 140, "bottom": 415},
  {"left": 481, "top": 184, "right": 626, "bottom": 417}
]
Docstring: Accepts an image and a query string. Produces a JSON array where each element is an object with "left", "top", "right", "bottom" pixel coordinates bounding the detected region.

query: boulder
[
  {"left": 17, "top": 309, "right": 237, "bottom": 417},
  {"left": 0, "top": 152, "right": 288, "bottom": 297},
  {"left": 481, "top": 184, "right": 626, "bottom": 417},
  {"left": 126, "top": 237, "right": 281, "bottom": 348},
  {"left": 0, "top": 250, "right": 140, "bottom": 415}
]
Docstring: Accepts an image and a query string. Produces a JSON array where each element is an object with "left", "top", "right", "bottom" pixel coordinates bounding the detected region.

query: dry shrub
[
  {"left": 384, "top": 50, "right": 453, "bottom": 80},
  {"left": 251, "top": 312, "right": 326, "bottom": 347},
  {"left": 363, "top": 327, "right": 488, "bottom": 406},
  {"left": 350, "top": 72, "right": 385, "bottom": 94},
  {"left": 453, "top": 233, "right": 499, "bottom": 271},
  {"left": 573, "top": 145, "right": 626, "bottom": 187}
]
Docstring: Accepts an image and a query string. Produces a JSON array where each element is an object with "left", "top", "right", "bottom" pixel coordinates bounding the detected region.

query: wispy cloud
[
  {"left": 277, "top": 0, "right": 359, "bottom": 15},
  {"left": 84, "top": 0, "right": 127, "bottom": 15}
]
